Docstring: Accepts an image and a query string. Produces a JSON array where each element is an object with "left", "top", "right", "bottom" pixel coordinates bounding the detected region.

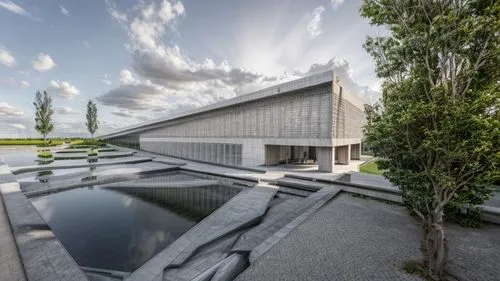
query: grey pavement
[
  {"left": 236, "top": 193, "right": 500, "bottom": 281},
  {"left": 0, "top": 190, "right": 26, "bottom": 281}
]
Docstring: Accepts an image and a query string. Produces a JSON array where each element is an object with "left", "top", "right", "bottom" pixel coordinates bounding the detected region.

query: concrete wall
[
  {"left": 142, "top": 85, "right": 333, "bottom": 140},
  {"left": 134, "top": 72, "right": 365, "bottom": 170}
]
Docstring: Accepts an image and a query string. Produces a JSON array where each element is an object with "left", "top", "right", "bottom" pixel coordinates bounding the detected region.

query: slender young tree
[
  {"left": 85, "top": 100, "right": 99, "bottom": 149},
  {"left": 361, "top": 1, "right": 499, "bottom": 280},
  {"left": 33, "top": 91, "right": 54, "bottom": 146}
]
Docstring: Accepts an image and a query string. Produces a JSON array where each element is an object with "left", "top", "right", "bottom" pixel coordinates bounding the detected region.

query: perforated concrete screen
[{"left": 104, "top": 70, "right": 365, "bottom": 172}]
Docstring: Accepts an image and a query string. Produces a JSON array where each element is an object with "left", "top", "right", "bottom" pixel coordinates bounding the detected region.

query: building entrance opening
[{"left": 265, "top": 145, "right": 317, "bottom": 166}]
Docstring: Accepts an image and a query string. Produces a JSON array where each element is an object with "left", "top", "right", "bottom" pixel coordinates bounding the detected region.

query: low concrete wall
[
  {"left": 0, "top": 158, "right": 89, "bottom": 281},
  {"left": 285, "top": 172, "right": 500, "bottom": 225}
]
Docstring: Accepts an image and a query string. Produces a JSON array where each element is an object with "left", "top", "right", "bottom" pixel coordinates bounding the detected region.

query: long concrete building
[{"left": 100, "top": 70, "right": 365, "bottom": 172}]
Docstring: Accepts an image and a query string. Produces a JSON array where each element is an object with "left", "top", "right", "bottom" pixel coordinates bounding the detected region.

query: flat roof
[{"left": 99, "top": 70, "right": 334, "bottom": 139}]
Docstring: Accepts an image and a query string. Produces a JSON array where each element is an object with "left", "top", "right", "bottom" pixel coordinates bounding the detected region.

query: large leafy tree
[
  {"left": 85, "top": 100, "right": 99, "bottom": 148},
  {"left": 361, "top": 0, "right": 499, "bottom": 280},
  {"left": 33, "top": 91, "right": 54, "bottom": 146}
]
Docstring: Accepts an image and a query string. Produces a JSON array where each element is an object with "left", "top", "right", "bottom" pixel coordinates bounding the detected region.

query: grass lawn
[
  {"left": 359, "top": 160, "right": 385, "bottom": 175},
  {"left": 0, "top": 139, "right": 65, "bottom": 146}
]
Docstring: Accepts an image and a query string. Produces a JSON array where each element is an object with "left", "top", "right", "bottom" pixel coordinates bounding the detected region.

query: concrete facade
[{"left": 102, "top": 70, "right": 365, "bottom": 172}]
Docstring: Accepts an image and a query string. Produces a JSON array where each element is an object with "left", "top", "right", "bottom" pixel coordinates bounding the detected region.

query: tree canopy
[
  {"left": 33, "top": 91, "right": 54, "bottom": 144},
  {"left": 361, "top": 0, "right": 499, "bottom": 279},
  {"left": 85, "top": 99, "right": 98, "bottom": 137}
]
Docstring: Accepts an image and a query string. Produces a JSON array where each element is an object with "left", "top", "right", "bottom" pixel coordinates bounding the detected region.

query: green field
[
  {"left": 0, "top": 139, "right": 64, "bottom": 146},
  {"left": 359, "top": 160, "right": 385, "bottom": 175},
  {"left": 0, "top": 138, "right": 87, "bottom": 146}
]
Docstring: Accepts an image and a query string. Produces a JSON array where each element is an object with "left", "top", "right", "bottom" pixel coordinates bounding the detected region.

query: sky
[{"left": 0, "top": 0, "right": 384, "bottom": 138}]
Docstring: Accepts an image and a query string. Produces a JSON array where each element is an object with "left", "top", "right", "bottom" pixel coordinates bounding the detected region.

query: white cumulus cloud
[
  {"left": 19, "top": 80, "right": 29, "bottom": 88},
  {"left": 32, "top": 53, "right": 56, "bottom": 71},
  {"left": 307, "top": 6, "right": 325, "bottom": 39},
  {"left": 119, "top": 69, "right": 136, "bottom": 84},
  {"left": 0, "top": 47, "right": 16, "bottom": 67},
  {"left": 0, "top": 102, "right": 23, "bottom": 116},
  {"left": 49, "top": 80, "right": 80, "bottom": 99},
  {"left": 55, "top": 106, "right": 79, "bottom": 114}
]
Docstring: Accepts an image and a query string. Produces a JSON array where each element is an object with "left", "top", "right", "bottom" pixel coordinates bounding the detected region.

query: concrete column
[
  {"left": 350, "top": 143, "right": 361, "bottom": 160},
  {"left": 316, "top": 147, "right": 335, "bottom": 172},
  {"left": 336, "top": 145, "right": 350, "bottom": 165}
]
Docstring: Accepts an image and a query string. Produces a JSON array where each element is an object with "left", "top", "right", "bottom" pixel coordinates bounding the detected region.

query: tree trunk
[
  {"left": 43, "top": 134, "right": 47, "bottom": 147},
  {"left": 421, "top": 210, "right": 448, "bottom": 280}
]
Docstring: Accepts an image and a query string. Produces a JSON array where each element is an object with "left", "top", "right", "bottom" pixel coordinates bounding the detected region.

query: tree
[
  {"left": 33, "top": 91, "right": 54, "bottom": 146},
  {"left": 85, "top": 100, "right": 98, "bottom": 149},
  {"left": 360, "top": 1, "right": 499, "bottom": 280}
]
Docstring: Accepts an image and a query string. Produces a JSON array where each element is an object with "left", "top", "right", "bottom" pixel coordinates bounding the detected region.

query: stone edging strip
[
  {"left": 10, "top": 157, "right": 153, "bottom": 174},
  {"left": 0, "top": 157, "right": 89, "bottom": 281},
  {"left": 24, "top": 166, "right": 180, "bottom": 198}
]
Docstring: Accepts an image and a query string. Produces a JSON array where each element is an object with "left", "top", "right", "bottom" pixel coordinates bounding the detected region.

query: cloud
[
  {"left": 101, "top": 73, "right": 112, "bottom": 85},
  {"left": 101, "top": 79, "right": 112, "bottom": 85},
  {"left": 330, "top": 0, "right": 345, "bottom": 10},
  {"left": 0, "top": 47, "right": 16, "bottom": 67},
  {"left": 55, "top": 106, "right": 79, "bottom": 114},
  {"left": 106, "top": 0, "right": 127, "bottom": 24},
  {"left": 99, "top": 0, "right": 377, "bottom": 122},
  {"left": 119, "top": 69, "right": 136, "bottom": 84},
  {"left": 307, "top": 6, "right": 325, "bottom": 39},
  {"left": 48, "top": 80, "right": 80, "bottom": 99},
  {"left": 0, "top": 102, "right": 23, "bottom": 116},
  {"left": 59, "top": 5, "right": 68, "bottom": 15},
  {"left": 19, "top": 80, "right": 29, "bottom": 88},
  {"left": 97, "top": 83, "right": 170, "bottom": 110},
  {"left": 300, "top": 57, "right": 380, "bottom": 104},
  {"left": 83, "top": 41, "right": 90, "bottom": 47},
  {"left": 111, "top": 109, "right": 136, "bottom": 118},
  {"left": 32, "top": 53, "right": 56, "bottom": 71},
  {"left": 0, "top": 0, "right": 30, "bottom": 17},
  {"left": 10, "top": 123, "right": 25, "bottom": 129}
]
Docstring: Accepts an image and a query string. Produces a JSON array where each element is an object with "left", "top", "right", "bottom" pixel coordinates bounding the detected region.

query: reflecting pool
[{"left": 31, "top": 187, "right": 207, "bottom": 272}]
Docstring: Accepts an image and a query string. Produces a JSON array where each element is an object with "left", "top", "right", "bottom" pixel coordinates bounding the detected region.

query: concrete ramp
[{"left": 125, "top": 184, "right": 277, "bottom": 281}]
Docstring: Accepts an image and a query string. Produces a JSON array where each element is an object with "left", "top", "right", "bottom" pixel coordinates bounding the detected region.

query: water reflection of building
[
  {"left": 101, "top": 70, "right": 365, "bottom": 172},
  {"left": 106, "top": 182, "right": 241, "bottom": 222}
]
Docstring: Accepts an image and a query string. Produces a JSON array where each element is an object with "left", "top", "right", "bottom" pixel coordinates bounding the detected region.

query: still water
[{"left": 31, "top": 187, "right": 199, "bottom": 272}]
